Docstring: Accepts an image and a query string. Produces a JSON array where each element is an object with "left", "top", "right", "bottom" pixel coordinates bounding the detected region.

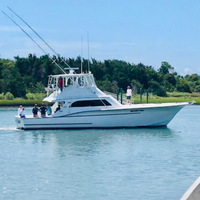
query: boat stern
[{"left": 15, "top": 116, "right": 25, "bottom": 129}]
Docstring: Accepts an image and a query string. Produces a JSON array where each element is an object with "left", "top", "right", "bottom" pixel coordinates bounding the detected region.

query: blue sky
[{"left": 1, "top": 0, "right": 200, "bottom": 75}]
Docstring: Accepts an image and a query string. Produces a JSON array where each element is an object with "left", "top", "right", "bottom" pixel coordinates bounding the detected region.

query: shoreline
[
  {"left": 0, "top": 99, "right": 43, "bottom": 107},
  {"left": 0, "top": 99, "right": 199, "bottom": 107}
]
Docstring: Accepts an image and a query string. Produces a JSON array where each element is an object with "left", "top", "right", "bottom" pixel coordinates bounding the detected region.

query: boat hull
[{"left": 15, "top": 103, "right": 185, "bottom": 130}]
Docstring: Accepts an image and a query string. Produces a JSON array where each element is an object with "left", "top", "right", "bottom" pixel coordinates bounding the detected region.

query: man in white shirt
[
  {"left": 18, "top": 105, "right": 23, "bottom": 116},
  {"left": 126, "top": 86, "right": 132, "bottom": 104},
  {"left": 18, "top": 105, "right": 26, "bottom": 118}
]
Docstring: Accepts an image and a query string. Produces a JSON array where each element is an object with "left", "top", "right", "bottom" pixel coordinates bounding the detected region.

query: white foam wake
[{"left": 0, "top": 127, "right": 18, "bottom": 131}]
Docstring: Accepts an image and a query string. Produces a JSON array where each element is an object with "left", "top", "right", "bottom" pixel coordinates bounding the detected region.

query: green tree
[
  {"left": 158, "top": 61, "right": 174, "bottom": 75},
  {"left": 149, "top": 80, "right": 167, "bottom": 96},
  {"left": 4, "top": 92, "right": 14, "bottom": 100},
  {"left": 176, "top": 79, "right": 191, "bottom": 93},
  {"left": 131, "top": 79, "right": 142, "bottom": 94}
]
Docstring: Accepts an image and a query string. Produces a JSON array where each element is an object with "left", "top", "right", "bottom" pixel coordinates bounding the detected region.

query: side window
[
  {"left": 102, "top": 100, "right": 111, "bottom": 106},
  {"left": 70, "top": 100, "right": 112, "bottom": 107}
]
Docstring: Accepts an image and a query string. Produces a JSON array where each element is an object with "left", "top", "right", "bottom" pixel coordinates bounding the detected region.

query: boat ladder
[{"left": 45, "top": 75, "right": 53, "bottom": 96}]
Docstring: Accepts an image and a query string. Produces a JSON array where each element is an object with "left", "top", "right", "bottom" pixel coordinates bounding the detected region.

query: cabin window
[{"left": 70, "top": 100, "right": 112, "bottom": 107}]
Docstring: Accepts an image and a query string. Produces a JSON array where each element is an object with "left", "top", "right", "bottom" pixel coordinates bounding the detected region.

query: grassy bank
[
  {"left": 0, "top": 99, "right": 43, "bottom": 107},
  {"left": 133, "top": 95, "right": 199, "bottom": 104},
  {"left": 133, "top": 92, "right": 200, "bottom": 104},
  {"left": 0, "top": 92, "right": 199, "bottom": 106}
]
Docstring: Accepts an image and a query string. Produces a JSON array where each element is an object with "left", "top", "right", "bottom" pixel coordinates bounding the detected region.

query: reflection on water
[
  {"left": 14, "top": 127, "right": 178, "bottom": 161},
  {"left": 17, "top": 127, "right": 174, "bottom": 143}
]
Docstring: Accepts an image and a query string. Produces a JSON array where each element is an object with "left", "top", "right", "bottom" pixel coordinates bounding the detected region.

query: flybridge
[{"left": 46, "top": 72, "right": 96, "bottom": 95}]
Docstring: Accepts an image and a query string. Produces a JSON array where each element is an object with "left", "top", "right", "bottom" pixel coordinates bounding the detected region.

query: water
[{"left": 0, "top": 105, "right": 200, "bottom": 200}]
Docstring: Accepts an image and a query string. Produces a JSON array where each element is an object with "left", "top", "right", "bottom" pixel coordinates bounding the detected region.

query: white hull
[{"left": 15, "top": 103, "right": 186, "bottom": 130}]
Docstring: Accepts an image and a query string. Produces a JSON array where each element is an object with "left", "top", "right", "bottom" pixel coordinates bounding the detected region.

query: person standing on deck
[
  {"left": 32, "top": 104, "right": 39, "bottom": 117},
  {"left": 18, "top": 105, "right": 23, "bottom": 116},
  {"left": 18, "top": 105, "right": 25, "bottom": 118},
  {"left": 47, "top": 105, "right": 52, "bottom": 116},
  {"left": 55, "top": 104, "right": 61, "bottom": 113},
  {"left": 20, "top": 107, "right": 26, "bottom": 118},
  {"left": 40, "top": 103, "right": 47, "bottom": 117},
  {"left": 126, "top": 86, "right": 132, "bottom": 104}
]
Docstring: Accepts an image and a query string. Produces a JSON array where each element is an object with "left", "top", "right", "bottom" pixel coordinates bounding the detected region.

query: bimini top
[{"left": 43, "top": 71, "right": 106, "bottom": 102}]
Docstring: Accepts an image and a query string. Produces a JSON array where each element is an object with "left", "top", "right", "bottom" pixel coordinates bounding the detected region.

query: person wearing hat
[{"left": 126, "top": 86, "right": 132, "bottom": 104}]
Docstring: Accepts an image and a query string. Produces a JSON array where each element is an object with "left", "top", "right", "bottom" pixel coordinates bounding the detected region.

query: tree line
[{"left": 0, "top": 54, "right": 200, "bottom": 98}]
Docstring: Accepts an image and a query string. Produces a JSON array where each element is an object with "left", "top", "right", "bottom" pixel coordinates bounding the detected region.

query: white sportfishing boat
[{"left": 15, "top": 69, "right": 192, "bottom": 130}]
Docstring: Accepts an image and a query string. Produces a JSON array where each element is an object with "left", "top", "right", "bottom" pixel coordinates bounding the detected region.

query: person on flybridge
[
  {"left": 126, "top": 86, "right": 132, "bottom": 104},
  {"left": 58, "top": 76, "right": 63, "bottom": 92}
]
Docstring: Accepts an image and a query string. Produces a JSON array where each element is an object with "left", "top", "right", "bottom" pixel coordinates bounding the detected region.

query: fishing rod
[
  {"left": 7, "top": 6, "right": 71, "bottom": 69},
  {"left": 81, "top": 35, "right": 83, "bottom": 73},
  {"left": 2, "top": 10, "right": 66, "bottom": 74}
]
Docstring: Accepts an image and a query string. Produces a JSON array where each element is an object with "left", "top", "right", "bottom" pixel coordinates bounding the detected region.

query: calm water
[{"left": 0, "top": 105, "right": 200, "bottom": 200}]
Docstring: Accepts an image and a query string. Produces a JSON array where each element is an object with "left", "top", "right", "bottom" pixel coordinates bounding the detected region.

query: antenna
[
  {"left": 87, "top": 32, "right": 90, "bottom": 72},
  {"left": 81, "top": 35, "right": 83, "bottom": 73},
  {"left": 2, "top": 10, "right": 66, "bottom": 74},
  {"left": 7, "top": 6, "right": 71, "bottom": 69}
]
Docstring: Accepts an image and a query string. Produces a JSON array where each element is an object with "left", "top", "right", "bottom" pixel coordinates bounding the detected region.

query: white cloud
[{"left": 184, "top": 68, "right": 190, "bottom": 75}]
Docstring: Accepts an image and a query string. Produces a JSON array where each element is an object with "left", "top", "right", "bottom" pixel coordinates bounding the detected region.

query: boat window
[
  {"left": 70, "top": 100, "right": 112, "bottom": 107},
  {"left": 78, "top": 76, "right": 84, "bottom": 86}
]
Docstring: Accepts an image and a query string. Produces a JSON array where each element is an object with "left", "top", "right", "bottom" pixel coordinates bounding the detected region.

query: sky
[{"left": 1, "top": 0, "right": 200, "bottom": 75}]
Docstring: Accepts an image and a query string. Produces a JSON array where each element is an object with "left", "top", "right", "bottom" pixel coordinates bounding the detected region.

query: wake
[{"left": 0, "top": 127, "right": 19, "bottom": 131}]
